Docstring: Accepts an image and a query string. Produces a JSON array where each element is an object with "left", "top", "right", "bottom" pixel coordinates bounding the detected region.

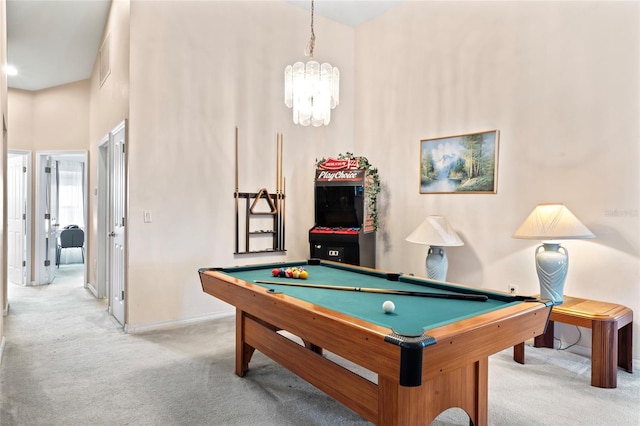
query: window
[{"left": 56, "top": 160, "right": 84, "bottom": 228}]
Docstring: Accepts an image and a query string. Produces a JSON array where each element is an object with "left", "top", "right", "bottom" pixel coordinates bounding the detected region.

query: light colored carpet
[{"left": 1, "top": 265, "right": 638, "bottom": 426}]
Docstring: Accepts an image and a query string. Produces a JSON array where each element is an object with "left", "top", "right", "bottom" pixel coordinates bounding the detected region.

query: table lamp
[
  {"left": 406, "top": 215, "right": 464, "bottom": 281},
  {"left": 513, "top": 203, "right": 594, "bottom": 305}
]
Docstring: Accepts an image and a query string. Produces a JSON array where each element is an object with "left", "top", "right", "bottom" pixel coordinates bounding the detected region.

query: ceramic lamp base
[
  {"left": 535, "top": 243, "right": 568, "bottom": 305},
  {"left": 426, "top": 246, "right": 448, "bottom": 281}
]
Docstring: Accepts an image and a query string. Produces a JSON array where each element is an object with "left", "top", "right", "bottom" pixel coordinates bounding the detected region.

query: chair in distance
[{"left": 57, "top": 227, "right": 85, "bottom": 268}]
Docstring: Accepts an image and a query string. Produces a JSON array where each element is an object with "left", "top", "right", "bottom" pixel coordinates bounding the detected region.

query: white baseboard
[
  {"left": 525, "top": 330, "right": 605, "bottom": 360},
  {"left": 86, "top": 282, "right": 99, "bottom": 297},
  {"left": 124, "top": 310, "right": 235, "bottom": 334},
  {"left": 561, "top": 343, "right": 591, "bottom": 358},
  {"left": 0, "top": 335, "right": 5, "bottom": 366}
]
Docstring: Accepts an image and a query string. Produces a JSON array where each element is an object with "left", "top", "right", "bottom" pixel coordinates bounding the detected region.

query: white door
[
  {"left": 35, "top": 155, "right": 58, "bottom": 284},
  {"left": 46, "top": 158, "right": 59, "bottom": 280},
  {"left": 109, "top": 121, "right": 126, "bottom": 325},
  {"left": 35, "top": 152, "right": 88, "bottom": 285},
  {"left": 7, "top": 153, "right": 28, "bottom": 285}
]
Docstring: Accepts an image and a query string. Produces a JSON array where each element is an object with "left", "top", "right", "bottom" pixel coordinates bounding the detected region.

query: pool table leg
[
  {"left": 236, "top": 310, "right": 256, "bottom": 377},
  {"left": 513, "top": 342, "right": 525, "bottom": 364},
  {"left": 378, "top": 358, "right": 487, "bottom": 426},
  {"left": 237, "top": 309, "right": 295, "bottom": 376}
]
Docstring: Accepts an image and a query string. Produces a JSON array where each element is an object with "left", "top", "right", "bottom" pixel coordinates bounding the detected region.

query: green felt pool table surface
[{"left": 218, "top": 260, "right": 524, "bottom": 336}]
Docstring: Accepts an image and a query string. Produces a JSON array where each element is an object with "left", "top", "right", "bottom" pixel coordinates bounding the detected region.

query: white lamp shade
[
  {"left": 406, "top": 216, "right": 464, "bottom": 247},
  {"left": 513, "top": 203, "right": 595, "bottom": 240}
]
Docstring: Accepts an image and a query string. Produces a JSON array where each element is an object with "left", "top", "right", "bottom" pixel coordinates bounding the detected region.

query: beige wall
[
  {"left": 9, "top": 81, "right": 90, "bottom": 151},
  {"left": 6, "top": 90, "right": 32, "bottom": 150},
  {"left": 89, "top": 0, "right": 130, "bottom": 142},
  {"left": 32, "top": 81, "right": 90, "bottom": 150},
  {"left": 355, "top": 1, "right": 639, "bottom": 354},
  {"left": 88, "top": 0, "right": 130, "bottom": 289},
  {"left": 126, "top": 0, "right": 355, "bottom": 328}
]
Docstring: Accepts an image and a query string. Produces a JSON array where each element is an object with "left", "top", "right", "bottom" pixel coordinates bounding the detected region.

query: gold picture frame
[{"left": 419, "top": 130, "right": 499, "bottom": 194}]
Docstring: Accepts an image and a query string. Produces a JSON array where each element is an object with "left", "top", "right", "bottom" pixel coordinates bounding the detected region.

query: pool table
[{"left": 199, "top": 259, "right": 552, "bottom": 426}]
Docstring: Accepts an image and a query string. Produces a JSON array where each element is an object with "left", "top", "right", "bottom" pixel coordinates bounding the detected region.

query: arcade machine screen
[{"left": 314, "top": 185, "right": 363, "bottom": 230}]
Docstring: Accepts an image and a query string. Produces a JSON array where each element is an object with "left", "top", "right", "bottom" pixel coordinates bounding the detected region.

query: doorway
[
  {"left": 97, "top": 120, "right": 127, "bottom": 326},
  {"left": 34, "top": 151, "right": 88, "bottom": 287},
  {"left": 7, "top": 150, "right": 31, "bottom": 287}
]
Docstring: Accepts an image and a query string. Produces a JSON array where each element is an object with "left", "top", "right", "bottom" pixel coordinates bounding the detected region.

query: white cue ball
[{"left": 382, "top": 300, "right": 395, "bottom": 314}]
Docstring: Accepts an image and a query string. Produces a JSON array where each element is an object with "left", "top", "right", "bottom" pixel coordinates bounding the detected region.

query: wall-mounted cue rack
[{"left": 234, "top": 128, "right": 286, "bottom": 254}]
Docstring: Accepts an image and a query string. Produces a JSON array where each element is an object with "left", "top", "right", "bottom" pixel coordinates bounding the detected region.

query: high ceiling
[
  {"left": 6, "top": 0, "right": 403, "bottom": 92},
  {"left": 6, "top": 0, "right": 112, "bottom": 91},
  {"left": 286, "top": 1, "right": 403, "bottom": 27}
]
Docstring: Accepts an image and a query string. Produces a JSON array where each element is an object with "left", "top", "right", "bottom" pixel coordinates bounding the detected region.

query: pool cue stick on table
[{"left": 255, "top": 280, "right": 488, "bottom": 301}]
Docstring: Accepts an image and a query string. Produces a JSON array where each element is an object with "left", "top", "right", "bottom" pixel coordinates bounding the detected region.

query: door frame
[
  {"left": 7, "top": 150, "right": 31, "bottom": 287},
  {"left": 97, "top": 119, "right": 127, "bottom": 327},
  {"left": 96, "top": 134, "right": 109, "bottom": 299},
  {"left": 34, "top": 150, "right": 88, "bottom": 286}
]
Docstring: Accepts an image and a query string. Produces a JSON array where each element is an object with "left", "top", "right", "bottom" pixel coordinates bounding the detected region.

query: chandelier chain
[
  {"left": 284, "top": 0, "right": 339, "bottom": 126},
  {"left": 306, "top": 0, "right": 315, "bottom": 59}
]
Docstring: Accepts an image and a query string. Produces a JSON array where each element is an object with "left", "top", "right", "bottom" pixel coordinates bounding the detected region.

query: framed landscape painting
[{"left": 419, "top": 130, "right": 499, "bottom": 194}]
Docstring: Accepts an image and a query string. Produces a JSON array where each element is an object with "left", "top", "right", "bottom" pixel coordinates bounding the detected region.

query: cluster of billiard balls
[{"left": 271, "top": 266, "right": 309, "bottom": 280}]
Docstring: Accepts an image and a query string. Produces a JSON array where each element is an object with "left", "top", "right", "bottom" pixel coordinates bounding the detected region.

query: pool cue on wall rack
[
  {"left": 275, "top": 133, "right": 285, "bottom": 251},
  {"left": 279, "top": 134, "right": 282, "bottom": 250},
  {"left": 280, "top": 133, "right": 283, "bottom": 250},
  {"left": 282, "top": 177, "right": 286, "bottom": 250},
  {"left": 234, "top": 126, "right": 239, "bottom": 254},
  {"left": 279, "top": 134, "right": 284, "bottom": 250},
  {"left": 278, "top": 133, "right": 284, "bottom": 250},
  {"left": 275, "top": 133, "right": 280, "bottom": 250},
  {"left": 254, "top": 280, "right": 489, "bottom": 301}
]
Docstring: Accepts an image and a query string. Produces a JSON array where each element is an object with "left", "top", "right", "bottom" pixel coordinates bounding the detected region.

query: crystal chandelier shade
[
  {"left": 284, "top": 0, "right": 339, "bottom": 127},
  {"left": 284, "top": 61, "right": 339, "bottom": 126}
]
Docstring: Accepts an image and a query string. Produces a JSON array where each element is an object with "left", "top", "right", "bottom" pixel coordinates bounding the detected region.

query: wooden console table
[{"left": 513, "top": 296, "right": 633, "bottom": 388}]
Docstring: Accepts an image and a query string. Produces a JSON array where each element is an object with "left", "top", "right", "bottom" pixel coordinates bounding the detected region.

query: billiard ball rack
[{"left": 233, "top": 128, "right": 286, "bottom": 254}]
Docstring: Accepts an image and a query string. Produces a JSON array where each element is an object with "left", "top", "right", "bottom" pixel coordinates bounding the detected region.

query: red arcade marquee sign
[{"left": 316, "top": 157, "right": 365, "bottom": 183}]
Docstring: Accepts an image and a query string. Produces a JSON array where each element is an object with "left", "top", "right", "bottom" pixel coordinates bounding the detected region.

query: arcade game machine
[{"left": 309, "top": 157, "right": 376, "bottom": 268}]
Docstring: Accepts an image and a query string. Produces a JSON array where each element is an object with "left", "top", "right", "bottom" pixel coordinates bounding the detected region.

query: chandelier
[{"left": 284, "top": 0, "right": 339, "bottom": 127}]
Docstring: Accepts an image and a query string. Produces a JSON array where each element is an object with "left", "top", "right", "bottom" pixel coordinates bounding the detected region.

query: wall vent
[{"left": 99, "top": 33, "right": 111, "bottom": 87}]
